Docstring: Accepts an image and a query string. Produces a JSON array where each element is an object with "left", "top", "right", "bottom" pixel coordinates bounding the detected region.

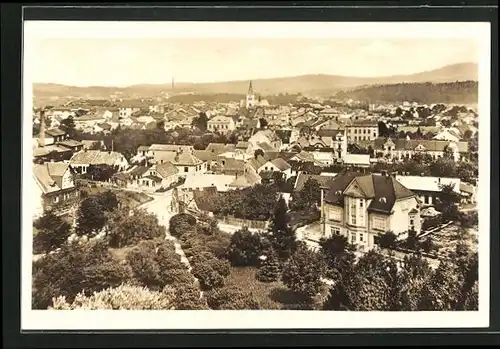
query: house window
[
  {"left": 54, "top": 196, "right": 59, "bottom": 203},
  {"left": 373, "top": 216, "right": 386, "bottom": 231},
  {"left": 351, "top": 232, "right": 357, "bottom": 244},
  {"left": 409, "top": 215, "right": 416, "bottom": 231},
  {"left": 330, "top": 226, "right": 341, "bottom": 235},
  {"left": 184, "top": 167, "right": 189, "bottom": 172},
  {"left": 359, "top": 233, "right": 364, "bottom": 242},
  {"left": 359, "top": 200, "right": 364, "bottom": 208}
]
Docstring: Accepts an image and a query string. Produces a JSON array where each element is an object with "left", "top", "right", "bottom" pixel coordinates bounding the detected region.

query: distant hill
[
  {"left": 33, "top": 62, "right": 477, "bottom": 105},
  {"left": 335, "top": 81, "right": 478, "bottom": 104}
]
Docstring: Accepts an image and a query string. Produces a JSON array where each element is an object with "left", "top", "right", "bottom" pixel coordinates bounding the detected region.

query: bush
[
  {"left": 378, "top": 231, "right": 397, "bottom": 249},
  {"left": 32, "top": 241, "right": 133, "bottom": 309},
  {"left": 33, "top": 211, "right": 71, "bottom": 254},
  {"left": 206, "top": 285, "right": 261, "bottom": 310},
  {"left": 256, "top": 250, "right": 282, "bottom": 283},
  {"left": 192, "top": 263, "right": 226, "bottom": 291},
  {"left": 169, "top": 213, "right": 197, "bottom": 238},
  {"left": 50, "top": 284, "right": 175, "bottom": 310},
  {"left": 282, "top": 245, "right": 325, "bottom": 300},
  {"left": 172, "top": 284, "right": 208, "bottom": 310},
  {"left": 227, "top": 228, "right": 265, "bottom": 267}
]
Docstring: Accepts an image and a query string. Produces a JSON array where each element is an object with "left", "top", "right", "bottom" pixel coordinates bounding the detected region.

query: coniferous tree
[
  {"left": 269, "top": 196, "right": 297, "bottom": 260},
  {"left": 256, "top": 249, "right": 282, "bottom": 282}
]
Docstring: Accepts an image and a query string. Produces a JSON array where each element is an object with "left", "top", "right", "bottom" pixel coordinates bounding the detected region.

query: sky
[{"left": 29, "top": 37, "right": 479, "bottom": 87}]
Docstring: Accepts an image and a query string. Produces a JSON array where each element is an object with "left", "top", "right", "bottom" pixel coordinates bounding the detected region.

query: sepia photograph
[{"left": 21, "top": 20, "right": 491, "bottom": 330}]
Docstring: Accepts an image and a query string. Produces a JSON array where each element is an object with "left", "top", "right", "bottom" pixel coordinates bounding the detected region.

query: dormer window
[
  {"left": 335, "top": 190, "right": 342, "bottom": 196},
  {"left": 379, "top": 197, "right": 387, "bottom": 203}
]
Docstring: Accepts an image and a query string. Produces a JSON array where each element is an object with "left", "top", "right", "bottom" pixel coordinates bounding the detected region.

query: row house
[
  {"left": 373, "top": 138, "right": 469, "bottom": 162},
  {"left": 321, "top": 172, "right": 421, "bottom": 251}
]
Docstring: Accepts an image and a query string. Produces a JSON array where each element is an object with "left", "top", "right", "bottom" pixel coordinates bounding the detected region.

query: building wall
[
  {"left": 176, "top": 162, "right": 207, "bottom": 177},
  {"left": 388, "top": 197, "right": 421, "bottom": 238},
  {"left": 347, "top": 126, "right": 378, "bottom": 142},
  {"left": 312, "top": 151, "right": 334, "bottom": 165}
]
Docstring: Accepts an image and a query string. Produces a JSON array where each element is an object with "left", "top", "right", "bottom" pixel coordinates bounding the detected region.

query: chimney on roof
[{"left": 39, "top": 109, "right": 46, "bottom": 148}]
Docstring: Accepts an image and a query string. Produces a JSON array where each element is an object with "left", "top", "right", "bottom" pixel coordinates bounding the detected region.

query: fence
[{"left": 216, "top": 215, "right": 269, "bottom": 230}]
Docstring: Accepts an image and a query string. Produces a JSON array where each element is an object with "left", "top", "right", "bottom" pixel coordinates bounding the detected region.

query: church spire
[{"left": 248, "top": 80, "right": 254, "bottom": 95}]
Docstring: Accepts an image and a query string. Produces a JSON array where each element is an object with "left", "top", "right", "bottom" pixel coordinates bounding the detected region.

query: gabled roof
[
  {"left": 155, "top": 162, "right": 179, "bottom": 178},
  {"left": 149, "top": 144, "right": 194, "bottom": 152},
  {"left": 248, "top": 155, "right": 269, "bottom": 171},
  {"left": 373, "top": 138, "right": 469, "bottom": 153},
  {"left": 236, "top": 141, "right": 250, "bottom": 149},
  {"left": 257, "top": 142, "right": 278, "bottom": 152},
  {"left": 325, "top": 173, "right": 415, "bottom": 214},
  {"left": 57, "top": 139, "right": 83, "bottom": 149},
  {"left": 45, "top": 128, "right": 66, "bottom": 137},
  {"left": 192, "top": 150, "right": 218, "bottom": 162},
  {"left": 294, "top": 173, "right": 335, "bottom": 192},
  {"left": 33, "top": 162, "right": 72, "bottom": 194},
  {"left": 184, "top": 173, "right": 235, "bottom": 192},
  {"left": 269, "top": 158, "right": 292, "bottom": 171},
  {"left": 173, "top": 152, "right": 203, "bottom": 166},
  {"left": 205, "top": 143, "right": 236, "bottom": 154},
  {"left": 70, "top": 150, "right": 125, "bottom": 166},
  {"left": 128, "top": 165, "right": 149, "bottom": 177},
  {"left": 228, "top": 171, "right": 261, "bottom": 188},
  {"left": 137, "top": 145, "right": 150, "bottom": 152}
]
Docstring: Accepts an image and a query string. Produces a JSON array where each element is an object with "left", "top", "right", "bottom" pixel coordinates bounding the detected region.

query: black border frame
[{"left": 2, "top": 2, "right": 499, "bottom": 348}]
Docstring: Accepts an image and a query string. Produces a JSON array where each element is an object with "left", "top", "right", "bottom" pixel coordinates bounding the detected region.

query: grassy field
[
  {"left": 226, "top": 267, "right": 324, "bottom": 310},
  {"left": 85, "top": 187, "right": 153, "bottom": 209},
  {"left": 431, "top": 223, "right": 478, "bottom": 257}
]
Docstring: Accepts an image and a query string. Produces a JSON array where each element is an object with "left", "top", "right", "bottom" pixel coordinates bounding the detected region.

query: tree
[
  {"left": 33, "top": 211, "right": 71, "bottom": 254},
  {"left": 126, "top": 245, "right": 162, "bottom": 289},
  {"left": 389, "top": 254, "right": 432, "bottom": 311},
  {"left": 254, "top": 149, "right": 265, "bottom": 159},
  {"left": 172, "top": 284, "right": 208, "bottom": 310},
  {"left": 256, "top": 249, "right": 282, "bottom": 282},
  {"left": 84, "top": 164, "right": 118, "bottom": 182},
  {"left": 32, "top": 122, "right": 41, "bottom": 136},
  {"left": 206, "top": 285, "right": 261, "bottom": 310},
  {"left": 32, "top": 241, "right": 132, "bottom": 309},
  {"left": 227, "top": 227, "right": 265, "bottom": 266},
  {"left": 97, "top": 190, "right": 119, "bottom": 212},
  {"left": 163, "top": 268, "right": 196, "bottom": 289},
  {"left": 436, "top": 183, "right": 461, "bottom": 221},
  {"left": 271, "top": 195, "right": 289, "bottom": 233},
  {"left": 76, "top": 196, "right": 107, "bottom": 236},
  {"left": 324, "top": 251, "right": 396, "bottom": 311},
  {"left": 418, "top": 261, "right": 462, "bottom": 310},
  {"left": 192, "top": 112, "right": 208, "bottom": 131},
  {"left": 282, "top": 245, "right": 325, "bottom": 300},
  {"left": 50, "top": 284, "right": 175, "bottom": 310},
  {"left": 107, "top": 208, "right": 166, "bottom": 248},
  {"left": 291, "top": 178, "right": 321, "bottom": 211},
  {"left": 319, "top": 234, "right": 353, "bottom": 259},
  {"left": 190, "top": 252, "right": 231, "bottom": 278},
  {"left": 169, "top": 213, "right": 197, "bottom": 239},
  {"left": 191, "top": 263, "right": 226, "bottom": 291},
  {"left": 269, "top": 197, "right": 298, "bottom": 261},
  {"left": 405, "top": 229, "right": 420, "bottom": 251},
  {"left": 59, "top": 116, "right": 76, "bottom": 138},
  {"left": 378, "top": 231, "right": 397, "bottom": 249}
]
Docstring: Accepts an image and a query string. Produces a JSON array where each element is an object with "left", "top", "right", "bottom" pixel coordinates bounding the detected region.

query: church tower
[{"left": 246, "top": 81, "right": 256, "bottom": 109}]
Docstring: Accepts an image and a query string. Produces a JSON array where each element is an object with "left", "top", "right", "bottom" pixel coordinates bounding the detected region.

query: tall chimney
[{"left": 39, "top": 109, "right": 46, "bottom": 148}]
